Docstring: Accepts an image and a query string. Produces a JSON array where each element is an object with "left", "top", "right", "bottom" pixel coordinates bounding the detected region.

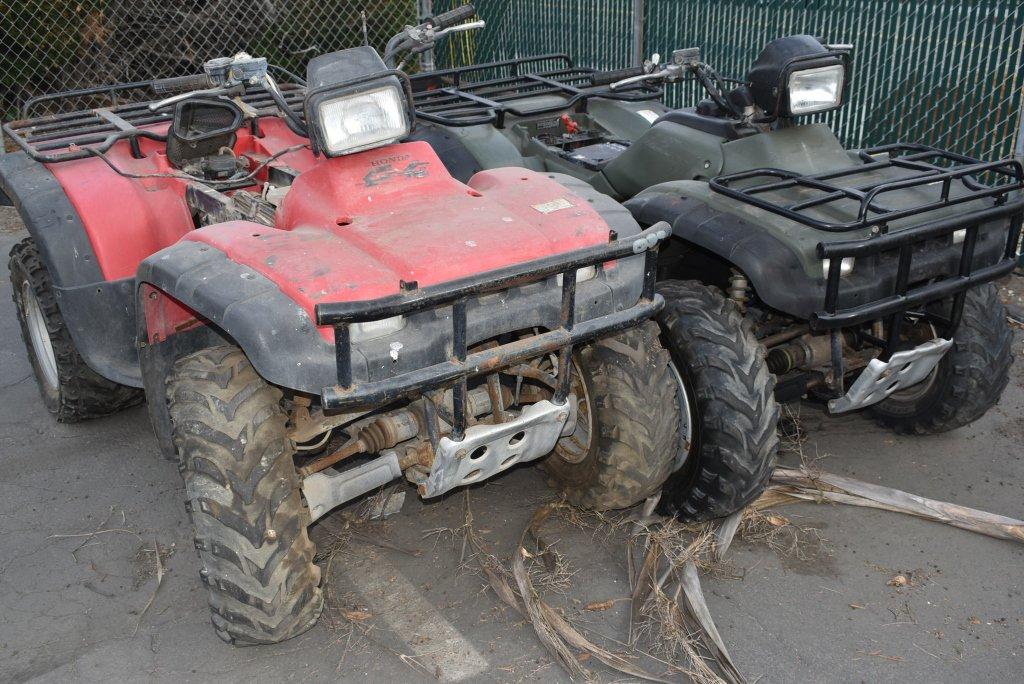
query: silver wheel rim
[
  {"left": 669, "top": 361, "right": 694, "bottom": 472},
  {"left": 21, "top": 280, "right": 59, "bottom": 390},
  {"left": 553, "top": 359, "right": 593, "bottom": 464}
]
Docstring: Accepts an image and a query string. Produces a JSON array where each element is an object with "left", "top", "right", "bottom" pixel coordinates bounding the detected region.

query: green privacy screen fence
[{"left": 436, "top": 0, "right": 1024, "bottom": 162}]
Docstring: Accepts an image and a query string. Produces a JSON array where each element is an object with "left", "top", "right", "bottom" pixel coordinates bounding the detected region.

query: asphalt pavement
[{"left": 1, "top": 208, "right": 1022, "bottom": 683}]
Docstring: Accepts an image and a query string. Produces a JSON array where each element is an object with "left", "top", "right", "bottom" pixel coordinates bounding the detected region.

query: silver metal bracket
[
  {"left": 828, "top": 338, "right": 952, "bottom": 414},
  {"left": 421, "top": 399, "right": 572, "bottom": 499},
  {"left": 302, "top": 451, "right": 402, "bottom": 522}
]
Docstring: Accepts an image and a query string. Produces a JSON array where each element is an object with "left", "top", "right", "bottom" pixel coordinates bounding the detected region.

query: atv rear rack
[
  {"left": 709, "top": 144, "right": 1024, "bottom": 233},
  {"left": 315, "top": 223, "right": 670, "bottom": 438},
  {"left": 3, "top": 83, "right": 306, "bottom": 164},
  {"left": 410, "top": 54, "right": 661, "bottom": 128}
]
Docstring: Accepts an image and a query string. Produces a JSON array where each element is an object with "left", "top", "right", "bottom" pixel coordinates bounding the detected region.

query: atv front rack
[
  {"left": 315, "top": 224, "right": 670, "bottom": 438},
  {"left": 709, "top": 144, "right": 1024, "bottom": 233},
  {"left": 3, "top": 83, "right": 305, "bottom": 163},
  {"left": 410, "top": 54, "right": 661, "bottom": 128}
]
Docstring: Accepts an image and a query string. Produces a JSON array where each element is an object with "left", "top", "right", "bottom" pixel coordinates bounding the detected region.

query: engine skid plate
[
  {"left": 828, "top": 337, "right": 952, "bottom": 414},
  {"left": 422, "top": 399, "right": 572, "bottom": 498}
]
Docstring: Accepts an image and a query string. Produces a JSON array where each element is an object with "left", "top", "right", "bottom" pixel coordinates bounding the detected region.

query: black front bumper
[
  {"left": 315, "top": 224, "right": 669, "bottom": 435},
  {"left": 814, "top": 200, "right": 1023, "bottom": 333}
]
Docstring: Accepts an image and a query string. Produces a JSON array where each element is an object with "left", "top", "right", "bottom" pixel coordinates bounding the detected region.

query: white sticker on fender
[
  {"left": 532, "top": 197, "right": 574, "bottom": 214},
  {"left": 636, "top": 109, "right": 661, "bottom": 123}
]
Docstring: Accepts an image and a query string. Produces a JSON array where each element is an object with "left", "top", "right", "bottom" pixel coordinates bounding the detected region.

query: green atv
[{"left": 402, "top": 32, "right": 1022, "bottom": 521}]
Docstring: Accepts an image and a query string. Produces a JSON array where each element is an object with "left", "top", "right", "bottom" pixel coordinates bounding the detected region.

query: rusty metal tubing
[
  {"left": 321, "top": 296, "right": 663, "bottom": 410},
  {"left": 760, "top": 324, "right": 810, "bottom": 348}
]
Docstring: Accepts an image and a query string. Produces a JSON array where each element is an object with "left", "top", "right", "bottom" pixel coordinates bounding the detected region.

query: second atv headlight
[
  {"left": 316, "top": 86, "right": 410, "bottom": 155},
  {"left": 787, "top": 65, "right": 844, "bottom": 115}
]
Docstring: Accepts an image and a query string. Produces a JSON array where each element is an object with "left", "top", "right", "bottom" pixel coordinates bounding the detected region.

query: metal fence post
[
  {"left": 1016, "top": 101, "right": 1024, "bottom": 162},
  {"left": 418, "top": 0, "right": 435, "bottom": 72},
  {"left": 632, "top": 0, "right": 645, "bottom": 66}
]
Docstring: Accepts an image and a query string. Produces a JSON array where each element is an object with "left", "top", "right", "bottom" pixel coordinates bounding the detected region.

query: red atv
[{"left": 1, "top": 15, "right": 681, "bottom": 646}]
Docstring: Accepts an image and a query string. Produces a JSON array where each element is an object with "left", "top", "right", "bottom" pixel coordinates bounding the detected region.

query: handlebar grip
[
  {"left": 590, "top": 66, "right": 646, "bottom": 87},
  {"left": 430, "top": 3, "right": 477, "bottom": 29},
  {"left": 151, "top": 74, "right": 213, "bottom": 95}
]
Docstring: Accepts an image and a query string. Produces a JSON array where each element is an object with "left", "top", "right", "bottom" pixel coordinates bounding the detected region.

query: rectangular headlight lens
[
  {"left": 788, "top": 64, "right": 844, "bottom": 115},
  {"left": 556, "top": 266, "right": 598, "bottom": 285},
  {"left": 318, "top": 86, "right": 409, "bottom": 155},
  {"left": 350, "top": 315, "right": 406, "bottom": 342}
]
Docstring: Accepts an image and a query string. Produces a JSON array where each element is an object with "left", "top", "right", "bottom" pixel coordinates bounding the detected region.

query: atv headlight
[
  {"left": 315, "top": 86, "right": 410, "bottom": 156},
  {"left": 556, "top": 266, "right": 598, "bottom": 285},
  {"left": 304, "top": 47, "right": 413, "bottom": 157},
  {"left": 787, "top": 65, "right": 844, "bottom": 115},
  {"left": 350, "top": 315, "right": 406, "bottom": 342},
  {"left": 746, "top": 35, "right": 849, "bottom": 119}
]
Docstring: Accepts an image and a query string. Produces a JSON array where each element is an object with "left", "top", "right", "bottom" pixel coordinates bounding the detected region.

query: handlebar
[
  {"left": 591, "top": 66, "right": 646, "bottom": 87},
  {"left": 384, "top": 4, "right": 481, "bottom": 68},
  {"left": 152, "top": 73, "right": 214, "bottom": 95},
  {"left": 430, "top": 3, "right": 476, "bottom": 29}
]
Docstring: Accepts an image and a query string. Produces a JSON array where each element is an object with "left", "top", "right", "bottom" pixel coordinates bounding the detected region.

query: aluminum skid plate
[
  {"left": 829, "top": 338, "right": 953, "bottom": 414},
  {"left": 422, "top": 399, "right": 572, "bottom": 498}
]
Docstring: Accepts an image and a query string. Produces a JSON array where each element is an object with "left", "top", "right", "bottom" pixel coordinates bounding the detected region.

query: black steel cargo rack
[
  {"left": 410, "top": 54, "right": 661, "bottom": 128},
  {"left": 315, "top": 223, "right": 670, "bottom": 439},
  {"left": 4, "top": 81, "right": 306, "bottom": 164},
  {"left": 709, "top": 144, "right": 1024, "bottom": 233}
]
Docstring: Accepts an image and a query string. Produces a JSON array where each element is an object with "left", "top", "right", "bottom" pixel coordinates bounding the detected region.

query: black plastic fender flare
[
  {"left": 624, "top": 188, "right": 821, "bottom": 319},
  {"left": 136, "top": 239, "right": 337, "bottom": 396},
  {"left": 0, "top": 151, "right": 141, "bottom": 386}
]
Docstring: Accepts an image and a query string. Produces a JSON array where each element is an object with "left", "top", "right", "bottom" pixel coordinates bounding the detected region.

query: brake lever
[
  {"left": 432, "top": 19, "right": 486, "bottom": 40},
  {"left": 148, "top": 86, "right": 233, "bottom": 112},
  {"left": 610, "top": 62, "right": 687, "bottom": 91},
  {"left": 609, "top": 72, "right": 663, "bottom": 91}
]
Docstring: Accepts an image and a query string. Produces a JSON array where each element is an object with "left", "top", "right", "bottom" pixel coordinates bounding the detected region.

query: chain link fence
[
  {"left": 2, "top": 0, "right": 1022, "bottom": 162},
  {"left": 440, "top": 0, "right": 1024, "bottom": 162},
  {"left": 0, "top": 0, "right": 419, "bottom": 119}
]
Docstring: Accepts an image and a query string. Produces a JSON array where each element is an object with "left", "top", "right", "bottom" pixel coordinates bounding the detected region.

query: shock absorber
[{"left": 728, "top": 270, "right": 749, "bottom": 309}]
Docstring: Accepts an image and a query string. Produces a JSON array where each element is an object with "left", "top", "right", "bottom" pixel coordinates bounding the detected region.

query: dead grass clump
[{"left": 739, "top": 508, "right": 829, "bottom": 561}]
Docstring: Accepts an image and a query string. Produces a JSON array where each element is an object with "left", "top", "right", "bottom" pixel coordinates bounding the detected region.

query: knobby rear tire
[{"left": 8, "top": 238, "right": 143, "bottom": 422}]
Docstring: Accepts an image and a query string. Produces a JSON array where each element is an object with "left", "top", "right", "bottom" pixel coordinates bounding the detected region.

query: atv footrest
[{"left": 316, "top": 224, "right": 670, "bottom": 437}]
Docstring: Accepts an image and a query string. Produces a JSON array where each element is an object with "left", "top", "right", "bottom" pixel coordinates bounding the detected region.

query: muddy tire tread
[
  {"left": 167, "top": 346, "right": 322, "bottom": 645},
  {"left": 656, "top": 280, "right": 779, "bottom": 522},
  {"left": 546, "top": 322, "right": 680, "bottom": 510}
]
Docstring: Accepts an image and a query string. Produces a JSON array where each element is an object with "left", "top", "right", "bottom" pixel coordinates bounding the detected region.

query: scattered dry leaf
[
  {"left": 888, "top": 574, "right": 908, "bottom": 587},
  {"left": 343, "top": 609, "right": 373, "bottom": 621},
  {"left": 856, "top": 649, "right": 904, "bottom": 662},
  {"left": 765, "top": 514, "right": 789, "bottom": 527},
  {"left": 849, "top": 603, "right": 865, "bottom": 610},
  {"left": 968, "top": 616, "right": 981, "bottom": 625}
]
